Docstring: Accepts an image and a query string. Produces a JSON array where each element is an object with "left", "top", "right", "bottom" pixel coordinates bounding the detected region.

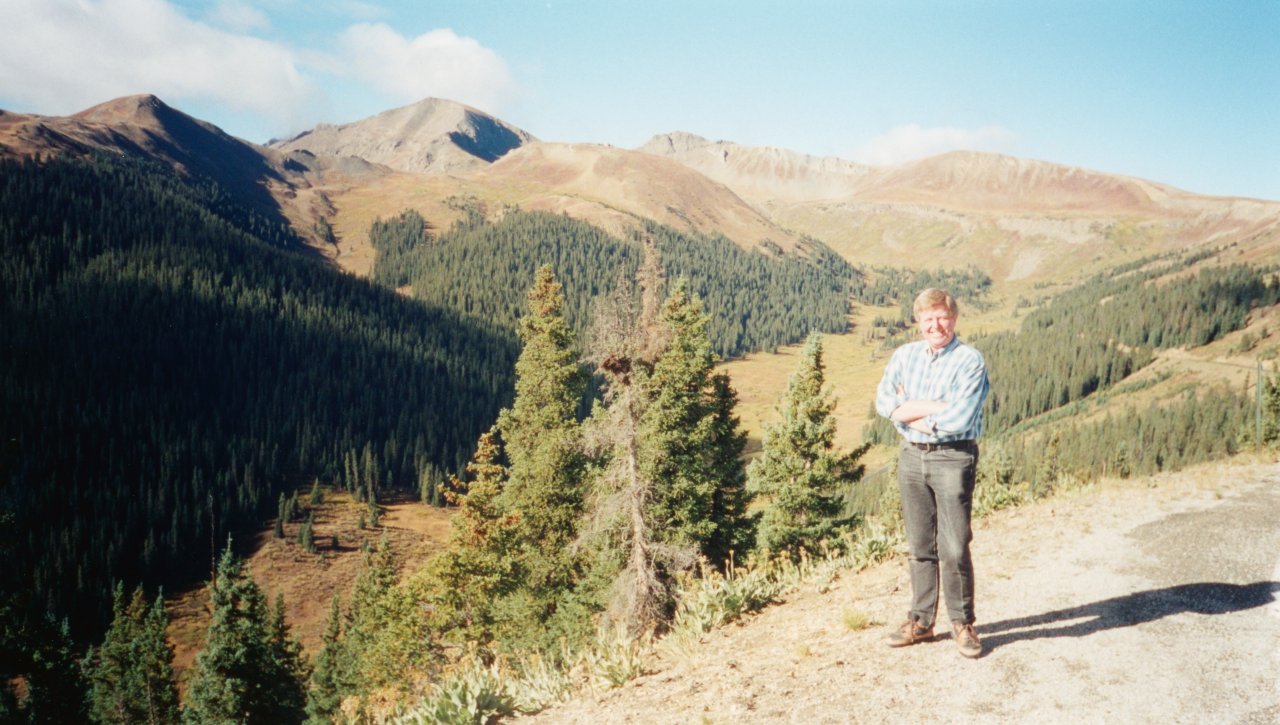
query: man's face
[{"left": 916, "top": 305, "right": 956, "bottom": 351}]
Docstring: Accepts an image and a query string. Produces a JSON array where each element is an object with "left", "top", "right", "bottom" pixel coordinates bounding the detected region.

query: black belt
[{"left": 908, "top": 440, "right": 975, "bottom": 452}]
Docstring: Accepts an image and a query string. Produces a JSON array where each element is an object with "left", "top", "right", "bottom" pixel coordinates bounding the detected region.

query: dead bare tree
[{"left": 578, "top": 238, "right": 694, "bottom": 636}]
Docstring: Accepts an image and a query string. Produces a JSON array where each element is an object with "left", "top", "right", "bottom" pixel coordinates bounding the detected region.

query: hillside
[
  {"left": 520, "top": 458, "right": 1280, "bottom": 723},
  {"left": 0, "top": 95, "right": 289, "bottom": 219},
  {"left": 0, "top": 152, "right": 514, "bottom": 639},
  {"left": 4, "top": 93, "right": 1279, "bottom": 721},
  {"left": 0, "top": 95, "right": 345, "bottom": 255},
  {"left": 8, "top": 94, "right": 1276, "bottom": 289},
  {"left": 270, "top": 97, "right": 534, "bottom": 174},
  {"left": 638, "top": 134, "right": 1280, "bottom": 286}
]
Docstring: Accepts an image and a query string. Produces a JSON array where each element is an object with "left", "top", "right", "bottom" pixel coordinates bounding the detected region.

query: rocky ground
[{"left": 520, "top": 459, "right": 1280, "bottom": 724}]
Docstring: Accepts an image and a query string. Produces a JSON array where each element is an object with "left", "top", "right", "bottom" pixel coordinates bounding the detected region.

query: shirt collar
[{"left": 926, "top": 335, "right": 960, "bottom": 358}]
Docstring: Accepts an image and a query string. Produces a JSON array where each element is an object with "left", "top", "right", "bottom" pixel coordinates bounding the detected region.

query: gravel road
[{"left": 521, "top": 461, "right": 1280, "bottom": 724}]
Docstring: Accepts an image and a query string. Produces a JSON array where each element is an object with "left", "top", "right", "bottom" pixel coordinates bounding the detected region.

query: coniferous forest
[
  {"left": 3, "top": 148, "right": 1279, "bottom": 722},
  {"left": 0, "top": 155, "right": 516, "bottom": 642},
  {"left": 370, "top": 208, "right": 859, "bottom": 359}
]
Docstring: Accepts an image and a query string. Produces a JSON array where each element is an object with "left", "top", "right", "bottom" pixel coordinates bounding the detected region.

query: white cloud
[
  {"left": 207, "top": 0, "right": 272, "bottom": 33},
  {"left": 337, "top": 24, "right": 516, "bottom": 113},
  {"left": 852, "top": 124, "right": 1016, "bottom": 166},
  {"left": 0, "top": 0, "right": 518, "bottom": 138},
  {"left": 0, "top": 0, "right": 316, "bottom": 125}
]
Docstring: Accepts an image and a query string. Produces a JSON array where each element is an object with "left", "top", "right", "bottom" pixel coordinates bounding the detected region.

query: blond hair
[{"left": 912, "top": 288, "right": 959, "bottom": 318}]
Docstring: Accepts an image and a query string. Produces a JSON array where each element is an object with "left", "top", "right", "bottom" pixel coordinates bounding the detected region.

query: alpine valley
[{"left": 2, "top": 94, "right": 1278, "bottom": 721}]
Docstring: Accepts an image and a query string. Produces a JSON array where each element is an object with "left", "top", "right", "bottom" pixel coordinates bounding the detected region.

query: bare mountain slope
[
  {"left": 0, "top": 95, "right": 349, "bottom": 253},
  {"left": 7, "top": 94, "right": 1277, "bottom": 286},
  {"left": 474, "top": 142, "right": 806, "bottom": 250},
  {"left": 639, "top": 132, "right": 874, "bottom": 207},
  {"left": 640, "top": 136, "right": 1280, "bottom": 282},
  {"left": 270, "top": 97, "right": 534, "bottom": 175},
  {"left": 316, "top": 140, "right": 810, "bottom": 278},
  {"left": 0, "top": 95, "right": 293, "bottom": 219}
]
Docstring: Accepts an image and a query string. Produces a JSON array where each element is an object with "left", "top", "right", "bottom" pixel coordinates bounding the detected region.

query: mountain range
[{"left": 3, "top": 94, "right": 1278, "bottom": 284}]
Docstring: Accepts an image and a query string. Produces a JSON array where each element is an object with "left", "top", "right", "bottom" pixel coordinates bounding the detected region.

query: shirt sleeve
[
  {"left": 925, "top": 349, "right": 989, "bottom": 436},
  {"left": 874, "top": 348, "right": 907, "bottom": 420}
]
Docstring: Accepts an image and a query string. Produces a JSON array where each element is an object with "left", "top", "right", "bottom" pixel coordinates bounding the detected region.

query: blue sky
[{"left": 2, "top": 0, "right": 1277, "bottom": 200}]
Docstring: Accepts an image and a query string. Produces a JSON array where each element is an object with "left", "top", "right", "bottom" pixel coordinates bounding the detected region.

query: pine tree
[
  {"left": 299, "top": 512, "right": 315, "bottom": 554},
  {"left": 182, "top": 540, "right": 307, "bottom": 725},
  {"left": 85, "top": 584, "right": 179, "bottom": 725},
  {"left": 703, "top": 372, "right": 751, "bottom": 568},
  {"left": 273, "top": 494, "right": 285, "bottom": 540},
  {"left": 1262, "top": 365, "right": 1280, "bottom": 445},
  {"left": 493, "top": 265, "right": 589, "bottom": 644},
  {"left": 309, "top": 479, "right": 324, "bottom": 506},
  {"left": 19, "top": 615, "right": 87, "bottom": 724},
  {"left": 305, "top": 596, "right": 348, "bottom": 725},
  {"left": 343, "top": 535, "right": 396, "bottom": 678},
  {"left": 424, "top": 429, "right": 522, "bottom": 652},
  {"left": 266, "top": 593, "right": 309, "bottom": 721},
  {"left": 641, "top": 280, "right": 719, "bottom": 553},
  {"left": 339, "top": 534, "right": 436, "bottom": 697},
  {"left": 747, "top": 332, "right": 866, "bottom": 557}
]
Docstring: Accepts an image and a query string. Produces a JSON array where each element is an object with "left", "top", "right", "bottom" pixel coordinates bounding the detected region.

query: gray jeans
[{"left": 898, "top": 441, "right": 978, "bottom": 629}]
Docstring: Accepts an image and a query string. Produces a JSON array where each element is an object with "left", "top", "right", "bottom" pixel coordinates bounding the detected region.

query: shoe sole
[{"left": 885, "top": 632, "right": 935, "bottom": 648}]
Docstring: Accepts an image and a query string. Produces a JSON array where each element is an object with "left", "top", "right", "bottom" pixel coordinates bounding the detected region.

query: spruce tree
[
  {"left": 343, "top": 535, "right": 396, "bottom": 680},
  {"left": 1262, "top": 365, "right": 1280, "bottom": 445},
  {"left": 494, "top": 266, "right": 589, "bottom": 644},
  {"left": 305, "top": 596, "right": 348, "bottom": 725},
  {"left": 747, "top": 332, "right": 866, "bottom": 557},
  {"left": 273, "top": 494, "right": 286, "bottom": 540},
  {"left": 266, "top": 593, "right": 309, "bottom": 721},
  {"left": 299, "top": 512, "right": 315, "bottom": 554},
  {"left": 85, "top": 584, "right": 179, "bottom": 725},
  {"left": 182, "top": 540, "right": 307, "bottom": 725},
  {"left": 20, "top": 615, "right": 87, "bottom": 724},
  {"left": 641, "top": 280, "right": 718, "bottom": 552},
  {"left": 703, "top": 372, "right": 751, "bottom": 568},
  {"left": 424, "top": 429, "right": 522, "bottom": 652},
  {"left": 340, "top": 534, "right": 436, "bottom": 697}
]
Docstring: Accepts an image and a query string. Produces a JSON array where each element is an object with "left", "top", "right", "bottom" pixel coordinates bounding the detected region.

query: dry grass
[
  {"left": 167, "top": 487, "right": 454, "bottom": 684},
  {"left": 841, "top": 607, "right": 876, "bottom": 632}
]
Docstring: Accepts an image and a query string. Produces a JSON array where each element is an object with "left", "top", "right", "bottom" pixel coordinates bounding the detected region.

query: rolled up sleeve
[
  {"left": 928, "top": 352, "right": 989, "bottom": 437},
  {"left": 875, "top": 350, "right": 906, "bottom": 420}
]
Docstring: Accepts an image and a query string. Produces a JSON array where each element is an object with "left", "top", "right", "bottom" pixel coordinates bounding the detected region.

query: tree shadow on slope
[{"left": 978, "top": 581, "right": 1279, "bottom": 653}]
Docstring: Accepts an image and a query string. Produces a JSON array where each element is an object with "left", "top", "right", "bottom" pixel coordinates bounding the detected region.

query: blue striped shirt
[{"left": 875, "top": 336, "right": 989, "bottom": 444}]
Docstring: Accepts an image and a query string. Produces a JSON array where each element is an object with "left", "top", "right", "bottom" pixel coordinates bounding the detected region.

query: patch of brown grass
[{"left": 167, "top": 487, "right": 454, "bottom": 686}]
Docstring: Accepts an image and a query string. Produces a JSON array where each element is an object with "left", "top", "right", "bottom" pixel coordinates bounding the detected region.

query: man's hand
[
  {"left": 907, "top": 418, "right": 935, "bottom": 435},
  {"left": 890, "top": 399, "right": 948, "bottom": 424}
]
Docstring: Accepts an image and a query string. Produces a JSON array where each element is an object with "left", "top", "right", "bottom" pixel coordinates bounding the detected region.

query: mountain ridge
[
  {"left": 4, "top": 94, "right": 1278, "bottom": 284},
  {"left": 269, "top": 97, "right": 534, "bottom": 175}
]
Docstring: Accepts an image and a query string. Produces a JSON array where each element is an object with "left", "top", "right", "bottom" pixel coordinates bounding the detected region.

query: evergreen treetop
[
  {"left": 181, "top": 540, "right": 307, "bottom": 725},
  {"left": 748, "top": 332, "right": 866, "bottom": 556},
  {"left": 84, "top": 583, "right": 179, "bottom": 725}
]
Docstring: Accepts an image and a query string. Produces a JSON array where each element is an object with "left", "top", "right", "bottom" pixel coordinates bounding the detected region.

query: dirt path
[{"left": 521, "top": 460, "right": 1280, "bottom": 724}]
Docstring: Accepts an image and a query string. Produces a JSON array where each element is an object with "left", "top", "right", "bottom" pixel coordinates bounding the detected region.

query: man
[{"left": 875, "top": 288, "right": 989, "bottom": 658}]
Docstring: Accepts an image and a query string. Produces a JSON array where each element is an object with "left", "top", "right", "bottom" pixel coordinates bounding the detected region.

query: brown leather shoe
[
  {"left": 953, "top": 622, "right": 982, "bottom": 658},
  {"left": 885, "top": 619, "right": 934, "bottom": 647}
]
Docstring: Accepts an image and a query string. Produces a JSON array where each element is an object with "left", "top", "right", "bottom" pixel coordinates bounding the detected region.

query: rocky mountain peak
[{"left": 270, "top": 97, "right": 535, "bottom": 174}]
